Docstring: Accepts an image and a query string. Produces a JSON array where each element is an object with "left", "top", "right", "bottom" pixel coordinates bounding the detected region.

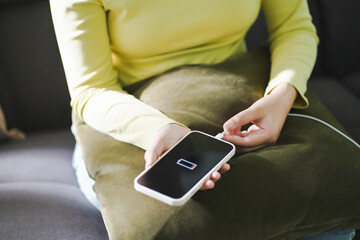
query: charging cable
[
  {"left": 215, "top": 130, "right": 228, "bottom": 139},
  {"left": 287, "top": 113, "right": 360, "bottom": 149},
  {"left": 214, "top": 113, "right": 360, "bottom": 149}
]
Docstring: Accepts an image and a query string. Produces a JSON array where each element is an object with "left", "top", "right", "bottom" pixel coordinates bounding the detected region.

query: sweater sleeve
[
  {"left": 261, "top": 0, "right": 319, "bottom": 108},
  {"left": 49, "top": 0, "right": 183, "bottom": 150}
]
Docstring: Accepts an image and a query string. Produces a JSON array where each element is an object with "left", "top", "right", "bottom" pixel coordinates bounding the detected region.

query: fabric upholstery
[
  {"left": 0, "top": 129, "right": 76, "bottom": 185},
  {"left": 317, "top": 0, "right": 360, "bottom": 76},
  {"left": 0, "top": 0, "right": 70, "bottom": 131},
  {"left": 73, "top": 47, "right": 360, "bottom": 240},
  {"left": 0, "top": 129, "right": 109, "bottom": 239},
  {"left": 306, "top": 0, "right": 323, "bottom": 76},
  {"left": 343, "top": 72, "right": 360, "bottom": 98},
  {"left": 308, "top": 77, "right": 360, "bottom": 143},
  {"left": 0, "top": 0, "right": 41, "bottom": 7},
  {"left": 0, "top": 182, "right": 108, "bottom": 240}
]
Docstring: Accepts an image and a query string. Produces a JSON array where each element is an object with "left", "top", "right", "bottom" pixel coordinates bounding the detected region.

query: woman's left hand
[
  {"left": 144, "top": 123, "right": 230, "bottom": 190},
  {"left": 222, "top": 83, "right": 298, "bottom": 152}
]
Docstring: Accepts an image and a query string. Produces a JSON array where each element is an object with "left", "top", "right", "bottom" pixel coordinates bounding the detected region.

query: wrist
[
  {"left": 168, "top": 123, "right": 191, "bottom": 131},
  {"left": 157, "top": 123, "right": 190, "bottom": 140},
  {"left": 269, "top": 83, "right": 298, "bottom": 107}
]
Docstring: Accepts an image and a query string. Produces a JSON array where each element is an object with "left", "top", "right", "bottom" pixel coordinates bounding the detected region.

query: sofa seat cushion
[
  {"left": 0, "top": 129, "right": 77, "bottom": 185},
  {"left": 0, "top": 182, "right": 108, "bottom": 240},
  {"left": 308, "top": 77, "right": 360, "bottom": 143}
]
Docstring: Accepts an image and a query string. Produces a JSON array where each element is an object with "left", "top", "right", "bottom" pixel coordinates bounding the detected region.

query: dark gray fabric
[
  {"left": 0, "top": 0, "right": 42, "bottom": 7},
  {"left": 306, "top": 0, "right": 323, "bottom": 76},
  {"left": 0, "top": 0, "right": 71, "bottom": 131},
  {"left": 0, "top": 182, "right": 108, "bottom": 240},
  {"left": 245, "top": 11, "right": 268, "bottom": 51},
  {"left": 343, "top": 72, "right": 360, "bottom": 98},
  {"left": 356, "top": 232, "right": 360, "bottom": 240},
  {"left": 244, "top": 2, "right": 323, "bottom": 76},
  {"left": 317, "top": 0, "right": 360, "bottom": 76},
  {"left": 308, "top": 77, "right": 360, "bottom": 143},
  {"left": 0, "top": 129, "right": 77, "bottom": 185}
]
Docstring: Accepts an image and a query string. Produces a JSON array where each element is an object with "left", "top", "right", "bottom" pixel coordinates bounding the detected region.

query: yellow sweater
[{"left": 50, "top": 0, "right": 318, "bottom": 150}]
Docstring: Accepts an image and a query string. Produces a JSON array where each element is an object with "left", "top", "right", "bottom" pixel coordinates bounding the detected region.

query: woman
[{"left": 50, "top": 0, "right": 355, "bottom": 239}]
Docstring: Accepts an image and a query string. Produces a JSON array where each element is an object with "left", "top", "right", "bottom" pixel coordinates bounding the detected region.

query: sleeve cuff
[{"left": 264, "top": 70, "right": 309, "bottom": 109}]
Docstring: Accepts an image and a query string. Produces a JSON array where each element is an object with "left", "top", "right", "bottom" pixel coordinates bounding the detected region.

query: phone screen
[{"left": 136, "top": 131, "right": 234, "bottom": 199}]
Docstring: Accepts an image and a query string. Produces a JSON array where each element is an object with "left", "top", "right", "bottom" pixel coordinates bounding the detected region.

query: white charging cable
[
  {"left": 287, "top": 113, "right": 360, "bottom": 149},
  {"left": 214, "top": 113, "right": 360, "bottom": 149},
  {"left": 215, "top": 129, "right": 228, "bottom": 139}
]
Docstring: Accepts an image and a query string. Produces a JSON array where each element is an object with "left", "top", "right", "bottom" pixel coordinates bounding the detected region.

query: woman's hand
[
  {"left": 144, "top": 123, "right": 230, "bottom": 190},
  {"left": 222, "top": 83, "right": 297, "bottom": 152}
]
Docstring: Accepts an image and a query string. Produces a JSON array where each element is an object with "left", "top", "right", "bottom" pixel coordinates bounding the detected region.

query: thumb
[
  {"left": 144, "top": 151, "right": 157, "bottom": 169},
  {"left": 144, "top": 140, "right": 164, "bottom": 169}
]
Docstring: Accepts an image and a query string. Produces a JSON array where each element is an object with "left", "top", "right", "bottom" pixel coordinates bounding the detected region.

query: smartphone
[{"left": 134, "top": 131, "right": 235, "bottom": 206}]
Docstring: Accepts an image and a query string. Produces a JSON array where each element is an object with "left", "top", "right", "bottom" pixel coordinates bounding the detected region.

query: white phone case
[{"left": 134, "top": 131, "right": 235, "bottom": 206}]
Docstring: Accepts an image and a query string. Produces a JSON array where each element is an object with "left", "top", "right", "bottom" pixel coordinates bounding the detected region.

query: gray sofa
[{"left": 0, "top": 0, "right": 359, "bottom": 239}]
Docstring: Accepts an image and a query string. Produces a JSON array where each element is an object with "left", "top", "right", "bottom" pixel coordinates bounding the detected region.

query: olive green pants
[{"left": 72, "top": 47, "right": 360, "bottom": 240}]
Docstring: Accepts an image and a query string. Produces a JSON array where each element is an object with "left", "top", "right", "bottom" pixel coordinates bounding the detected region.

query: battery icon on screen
[{"left": 176, "top": 158, "right": 197, "bottom": 170}]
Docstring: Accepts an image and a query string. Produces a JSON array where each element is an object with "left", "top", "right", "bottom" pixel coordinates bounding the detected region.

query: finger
[
  {"left": 240, "top": 130, "right": 250, "bottom": 138},
  {"left": 223, "top": 128, "right": 268, "bottom": 148},
  {"left": 223, "top": 107, "right": 262, "bottom": 131},
  {"left": 144, "top": 140, "right": 165, "bottom": 168},
  {"left": 237, "top": 124, "right": 260, "bottom": 138},
  {"left": 7, "top": 129, "right": 26, "bottom": 141},
  {"left": 233, "top": 127, "right": 242, "bottom": 136},
  {"left": 210, "top": 171, "right": 221, "bottom": 182},
  {"left": 219, "top": 163, "right": 230, "bottom": 174},
  {"left": 201, "top": 165, "right": 231, "bottom": 190},
  {"left": 144, "top": 151, "right": 157, "bottom": 169},
  {"left": 246, "top": 124, "right": 261, "bottom": 133},
  {"left": 200, "top": 180, "right": 215, "bottom": 190}
]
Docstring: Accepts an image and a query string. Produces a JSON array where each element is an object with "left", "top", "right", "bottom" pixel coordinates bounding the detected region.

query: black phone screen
[{"left": 136, "top": 131, "right": 234, "bottom": 199}]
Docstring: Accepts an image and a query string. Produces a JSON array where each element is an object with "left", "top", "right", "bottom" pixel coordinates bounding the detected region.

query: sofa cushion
[
  {"left": 0, "top": 129, "right": 77, "bottom": 185},
  {"left": 0, "top": 182, "right": 108, "bottom": 240},
  {"left": 308, "top": 77, "right": 360, "bottom": 143}
]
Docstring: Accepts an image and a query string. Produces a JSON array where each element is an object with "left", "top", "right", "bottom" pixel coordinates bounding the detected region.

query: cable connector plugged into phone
[{"left": 215, "top": 129, "right": 228, "bottom": 139}]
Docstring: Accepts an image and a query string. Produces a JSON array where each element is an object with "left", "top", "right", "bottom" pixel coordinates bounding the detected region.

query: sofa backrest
[
  {"left": 315, "top": 0, "right": 360, "bottom": 77},
  {"left": 246, "top": 0, "right": 360, "bottom": 78},
  {"left": 0, "top": 0, "right": 71, "bottom": 131}
]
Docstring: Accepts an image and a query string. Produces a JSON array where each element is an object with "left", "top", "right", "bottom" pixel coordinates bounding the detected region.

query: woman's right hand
[{"left": 144, "top": 123, "right": 230, "bottom": 190}]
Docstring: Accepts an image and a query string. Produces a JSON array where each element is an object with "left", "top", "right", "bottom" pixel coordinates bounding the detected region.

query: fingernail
[
  {"left": 144, "top": 151, "right": 150, "bottom": 162},
  {"left": 145, "top": 152, "right": 157, "bottom": 168}
]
